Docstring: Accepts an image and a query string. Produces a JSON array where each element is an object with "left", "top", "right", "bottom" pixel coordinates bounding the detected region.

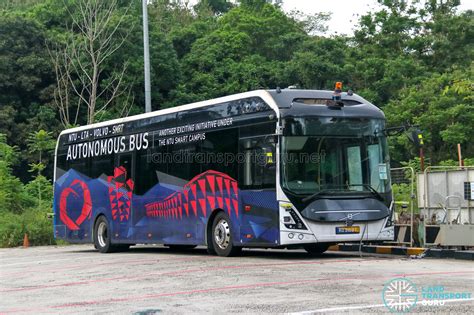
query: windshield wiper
[
  {"left": 348, "top": 184, "right": 384, "bottom": 201},
  {"left": 302, "top": 189, "right": 338, "bottom": 203}
]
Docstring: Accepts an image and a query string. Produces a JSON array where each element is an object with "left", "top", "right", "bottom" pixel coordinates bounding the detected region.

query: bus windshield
[{"left": 281, "top": 117, "right": 390, "bottom": 196}]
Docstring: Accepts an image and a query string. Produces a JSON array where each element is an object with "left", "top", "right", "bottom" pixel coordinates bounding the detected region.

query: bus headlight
[{"left": 280, "top": 202, "right": 307, "bottom": 230}]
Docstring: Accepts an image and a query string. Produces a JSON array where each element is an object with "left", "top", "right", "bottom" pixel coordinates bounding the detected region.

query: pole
[
  {"left": 457, "top": 143, "right": 463, "bottom": 167},
  {"left": 142, "top": 0, "right": 151, "bottom": 113},
  {"left": 420, "top": 147, "right": 424, "bottom": 171}
]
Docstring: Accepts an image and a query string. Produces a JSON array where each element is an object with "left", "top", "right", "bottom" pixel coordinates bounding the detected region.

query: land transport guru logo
[
  {"left": 382, "top": 277, "right": 472, "bottom": 313},
  {"left": 382, "top": 278, "right": 418, "bottom": 312}
]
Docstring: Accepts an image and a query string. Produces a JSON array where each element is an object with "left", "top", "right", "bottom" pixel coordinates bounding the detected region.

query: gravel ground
[{"left": 0, "top": 244, "right": 473, "bottom": 314}]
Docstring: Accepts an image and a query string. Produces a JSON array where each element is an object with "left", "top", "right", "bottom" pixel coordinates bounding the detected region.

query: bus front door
[{"left": 111, "top": 153, "right": 135, "bottom": 242}]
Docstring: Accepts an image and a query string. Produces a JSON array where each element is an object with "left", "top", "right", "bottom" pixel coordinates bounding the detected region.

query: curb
[
  {"left": 328, "top": 244, "right": 473, "bottom": 260},
  {"left": 454, "top": 250, "right": 474, "bottom": 260},
  {"left": 425, "top": 248, "right": 456, "bottom": 259}
]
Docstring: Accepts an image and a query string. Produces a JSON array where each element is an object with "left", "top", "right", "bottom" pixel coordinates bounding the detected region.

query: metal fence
[
  {"left": 390, "top": 167, "right": 415, "bottom": 247},
  {"left": 388, "top": 166, "right": 474, "bottom": 247}
]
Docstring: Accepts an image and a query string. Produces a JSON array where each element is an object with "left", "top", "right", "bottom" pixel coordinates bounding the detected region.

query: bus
[{"left": 53, "top": 84, "right": 394, "bottom": 256}]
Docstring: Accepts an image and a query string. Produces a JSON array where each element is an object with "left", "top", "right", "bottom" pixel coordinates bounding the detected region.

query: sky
[
  {"left": 187, "top": 0, "right": 474, "bottom": 36},
  {"left": 279, "top": 0, "right": 474, "bottom": 36}
]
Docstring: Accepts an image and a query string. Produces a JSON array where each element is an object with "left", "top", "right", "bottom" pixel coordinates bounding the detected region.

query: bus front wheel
[
  {"left": 210, "top": 212, "right": 241, "bottom": 257},
  {"left": 94, "top": 216, "right": 117, "bottom": 253}
]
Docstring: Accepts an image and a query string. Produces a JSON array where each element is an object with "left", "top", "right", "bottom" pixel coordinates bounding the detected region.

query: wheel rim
[
  {"left": 97, "top": 221, "right": 108, "bottom": 248},
  {"left": 214, "top": 219, "right": 231, "bottom": 250}
]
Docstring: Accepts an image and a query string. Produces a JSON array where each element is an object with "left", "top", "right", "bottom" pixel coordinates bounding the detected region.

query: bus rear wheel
[
  {"left": 303, "top": 243, "right": 330, "bottom": 256},
  {"left": 94, "top": 216, "right": 117, "bottom": 253},
  {"left": 210, "top": 212, "right": 241, "bottom": 257}
]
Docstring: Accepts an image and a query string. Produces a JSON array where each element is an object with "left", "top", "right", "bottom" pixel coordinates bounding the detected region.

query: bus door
[
  {"left": 239, "top": 135, "right": 278, "bottom": 245},
  {"left": 112, "top": 152, "right": 135, "bottom": 241}
]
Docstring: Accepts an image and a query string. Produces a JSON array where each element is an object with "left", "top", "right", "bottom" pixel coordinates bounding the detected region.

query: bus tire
[
  {"left": 94, "top": 216, "right": 117, "bottom": 253},
  {"left": 211, "top": 212, "right": 241, "bottom": 257},
  {"left": 303, "top": 243, "right": 330, "bottom": 256}
]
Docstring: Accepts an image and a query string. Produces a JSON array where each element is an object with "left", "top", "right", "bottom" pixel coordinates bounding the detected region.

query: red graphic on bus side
[
  {"left": 59, "top": 179, "right": 92, "bottom": 230},
  {"left": 144, "top": 170, "right": 239, "bottom": 220},
  {"left": 107, "top": 166, "right": 134, "bottom": 222}
]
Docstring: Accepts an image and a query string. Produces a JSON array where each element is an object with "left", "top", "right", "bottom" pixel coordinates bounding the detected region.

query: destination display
[
  {"left": 65, "top": 117, "right": 234, "bottom": 160},
  {"left": 66, "top": 131, "right": 149, "bottom": 161},
  {"left": 156, "top": 117, "right": 233, "bottom": 147}
]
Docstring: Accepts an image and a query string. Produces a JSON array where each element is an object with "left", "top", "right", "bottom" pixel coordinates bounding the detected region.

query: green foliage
[
  {"left": 0, "top": 134, "right": 31, "bottom": 214},
  {"left": 384, "top": 65, "right": 474, "bottom": 163},
  {"left": 0, "top": 11, "right": 59, "bottom": 181},
  {"left": 392, "top": 183, "right": 418, "bottom": 214},
  {"left": 0, "top": 134, "right": 53, "bottom": 247},
  {"left": 0, "top": 208, "right": 55, "bottom": 247},
  {"left": 401, "top": 158, "right": 427, "bottom": 174},
  {"left": 174, "top": 2, "right": 308, "bottom": 102},
  {"left": 27, "top": 130, "right": 55, "bottom": 165},
  {"left": 437, "top": 158, "right": 474, "bottom": 167},
  {"left": 284, "top": 37, "right": 348, "bottom": 89},
  {"left": 194, "top": 0, "right": 233, "bottom": 15},
  {"left": 349, "top": 0, "right": 472, "bottom": 105}
]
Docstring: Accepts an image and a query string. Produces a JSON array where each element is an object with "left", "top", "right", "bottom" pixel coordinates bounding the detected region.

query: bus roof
[
  {"left": 267, "top": 89, "right": 373, "bottom": 108},
  {"left": 59, "top": 90, "right": 279, "bottom": 136},
  {"left": 59, "top": 89, "right": 382, "bottom": 136}
]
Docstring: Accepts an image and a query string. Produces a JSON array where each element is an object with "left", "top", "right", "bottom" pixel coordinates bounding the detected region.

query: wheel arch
[{"left": 206, "top": 208, "right": 225, "bottom": 247}]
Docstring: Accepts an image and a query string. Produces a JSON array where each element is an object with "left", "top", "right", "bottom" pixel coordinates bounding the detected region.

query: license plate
[{"left": 336, "top": 226, "right": 360, "bottom": 234}]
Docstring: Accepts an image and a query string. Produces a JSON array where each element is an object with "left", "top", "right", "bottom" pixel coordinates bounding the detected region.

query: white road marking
[{"left": 291, "top": 298, "right": 474, "bottom": 314}]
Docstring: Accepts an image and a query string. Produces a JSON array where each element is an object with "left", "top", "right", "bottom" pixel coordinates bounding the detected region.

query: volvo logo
[{"left": 339, "top": 212, "right": 361, "bottom": 226}]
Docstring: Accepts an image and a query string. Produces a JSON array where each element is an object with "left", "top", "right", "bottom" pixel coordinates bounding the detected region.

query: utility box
[
  {"left": 438, "top": 225, "right": 474, "bottom": 246},
  {"left": 418, "top": 167, "right": 474, "bottom": 248},
  {"left": 417, "top": 168, "right": 474, "bottom": 224}
]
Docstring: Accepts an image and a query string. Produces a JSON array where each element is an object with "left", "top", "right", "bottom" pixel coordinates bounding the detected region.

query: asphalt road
[{"left": 0, "top": 245, "right": 473, "bottom": 314}]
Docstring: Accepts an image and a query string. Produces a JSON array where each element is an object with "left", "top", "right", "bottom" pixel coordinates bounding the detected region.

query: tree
[
  {"left": 349, "top": 0, "right": 472, "bottom": 105},
  {"left": 384, "top": 65, "right": 474, "bottom": 164},
  {"left": 416, "top": 1, "right": 473, "bottom": 72},
  {"left": 194, "top": 0, "right": 233, "bottom": 15},
  {"left": 26, "top": 130, "right": 55, "bottom": 209},
  {"left": 0, "top": 134, "right": 28, "bottom": 214},
  {"left": 26, "top": 130, "right": 55, "bottom": 168},
  {"left": 284, "top": 37, "right": 348, "bottom": 89},
  {"left": 148, "top": 0, "right": 196, "bottom": 34},
  {"left": 0, "top": 13, "right": 57, "bottom": 181},
  {"left": 288, "top": 10, "right": 331, "bottom": 36},
  {"left": 175, "top": 2, "right": 307, "bottom": 101},
  {"left": 0, "top": 15, "right": 54, "bottom": 138},
  {"left": 0, "top": 0, "right": 42, "bottom": 10},
  {"left": 49, "top": 0, "right": 133, "bottom": 126}
]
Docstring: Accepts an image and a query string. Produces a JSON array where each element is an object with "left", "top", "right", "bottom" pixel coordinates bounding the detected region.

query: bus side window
[
  {"left": 135, "top": 149, "right": 158, "bottom": 195},
  {"left": 239, "top": 137, "right": 276, "bottom": 189},
  {"left": 56, "top": 154, "right": 68, "bottom": 180},
  {"left": 68, "top": 159, "right": 88, "bottom": 177},
  {"left": 201, "top": 128, "right": 238, "bottom": 179},
  {"left": 90, "top": 155, "right": 114, "bottom": 179},
  {"left": 168, "top": 142, "right": 201, "bottom": 181}
]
